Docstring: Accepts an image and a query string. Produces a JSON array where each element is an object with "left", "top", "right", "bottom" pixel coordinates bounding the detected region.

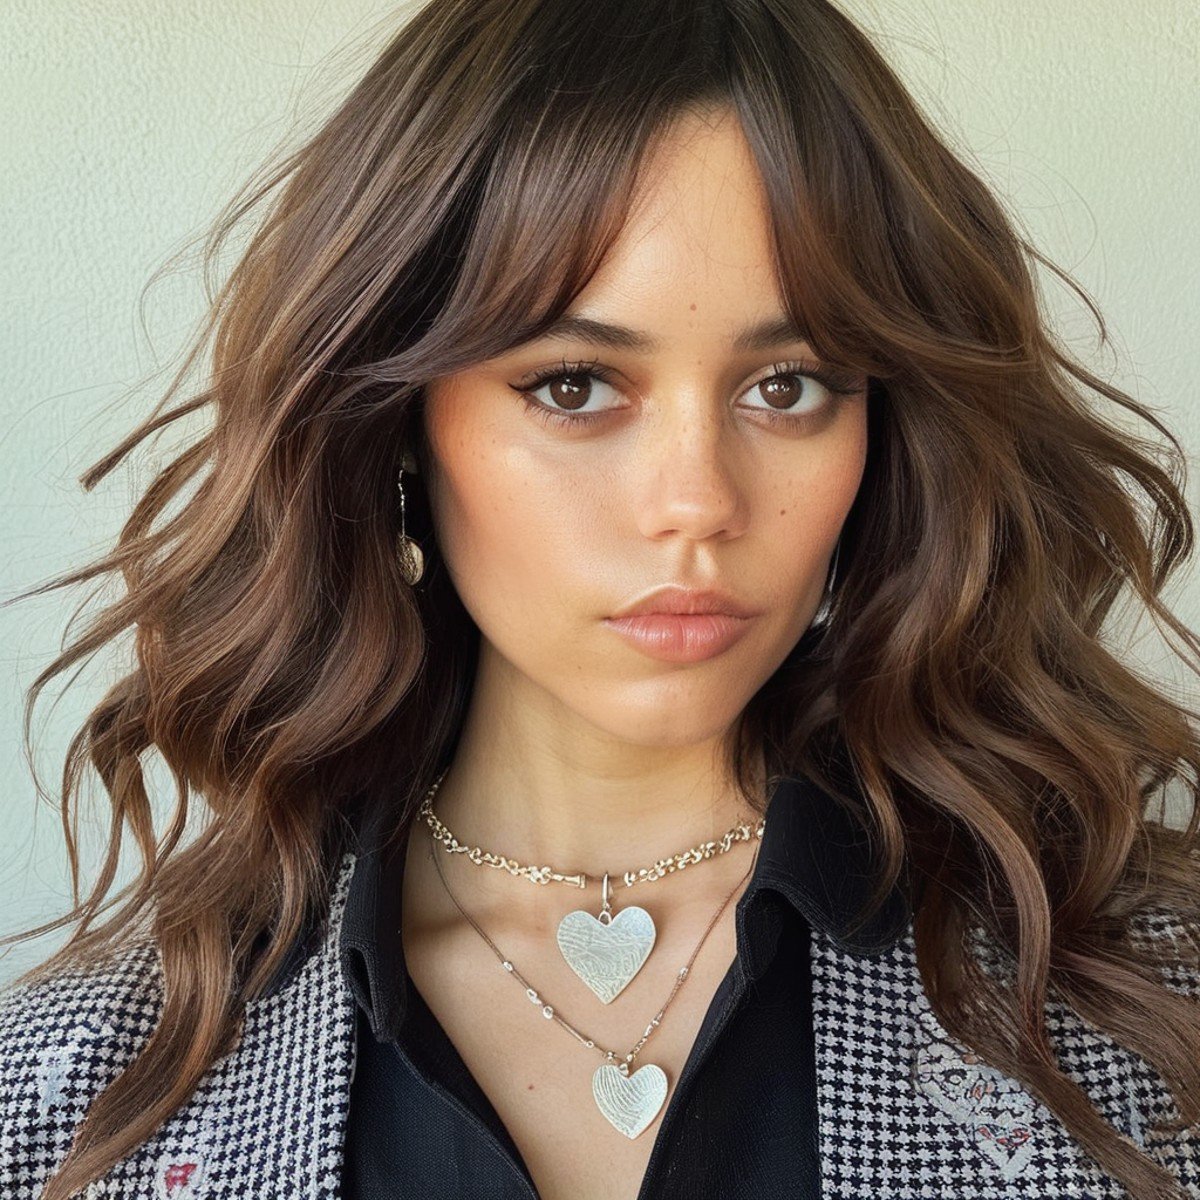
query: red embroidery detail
[{"left": 162, "top": 1161, "right": 199, "bottom": 1193}]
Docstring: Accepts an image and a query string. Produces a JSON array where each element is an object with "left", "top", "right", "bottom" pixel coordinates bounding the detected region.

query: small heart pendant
[
  {"left": 592, "top": 1063, "right": 668, "bottom": 1139},
  {"left": 557, "top": 905, "right": 656, "bottom": 1004}
]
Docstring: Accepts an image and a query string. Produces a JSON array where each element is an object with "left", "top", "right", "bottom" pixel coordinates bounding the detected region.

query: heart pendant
[
  {"left": 592, "top": 1063, "right": 668, "bottom": 1139},
  {"left": 556, "top": 905, "right": 656, "bottom": 1004}
]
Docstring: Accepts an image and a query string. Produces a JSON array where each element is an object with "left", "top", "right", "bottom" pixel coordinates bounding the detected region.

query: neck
[
  {"left": 418, "top": 651, "right": 768, "bottom": 928},
  {"left": 426, "top": 752, "right": 764, "bottom": 879}
]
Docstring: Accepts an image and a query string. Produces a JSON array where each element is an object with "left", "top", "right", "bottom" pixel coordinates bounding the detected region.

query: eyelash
[{"left": 512, "top": 358, "right": 865, "bottom": 429}]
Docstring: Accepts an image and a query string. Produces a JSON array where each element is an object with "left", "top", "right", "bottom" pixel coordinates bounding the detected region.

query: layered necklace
[{"left": 417, "top": 767, "right": 766, "bottom": 1139}]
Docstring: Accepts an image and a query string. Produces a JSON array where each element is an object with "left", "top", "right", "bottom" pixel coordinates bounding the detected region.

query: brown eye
[
  {"left": 541, "top": 374, "right": 595, "bottom": 411},
  {"left": 756, "top": 375, "right": 817, "bottom": 413},
  {"left": 511, "top": 360, "right": 623, "bottom": 427},
  {"left": 738, "top": 364, "right": 864, "bottom": 426}
]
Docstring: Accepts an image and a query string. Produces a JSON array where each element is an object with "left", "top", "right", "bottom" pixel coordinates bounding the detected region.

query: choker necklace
[
  {"left": 428, "top": 823, "right": 761, "bottom": 1138},
  {"left": 417, "top": 767, "right": 765, "bottom": 1005}
]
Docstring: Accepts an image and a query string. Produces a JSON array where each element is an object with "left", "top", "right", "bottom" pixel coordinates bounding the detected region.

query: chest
[
  {"left": 22, "top": 858, "right": 1196, "bottom": 1200},
  {"left": 401, "top": 897, "right": 744, "bottom": 1200}
]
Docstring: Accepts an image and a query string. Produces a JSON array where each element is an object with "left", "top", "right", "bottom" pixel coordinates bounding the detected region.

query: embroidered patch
[
  {"left": 34, "top": 1016, "right": 118, "bottom": 1119},
  {"left": 35, "top": 1044, "right": 73, "bottom": 1118},
  {"left": 149, "top": 1113, "right": 220, "bottom": 1199},
  {"left": 911, "top": 1007, "right": 1040, "bottom": 1180},
  {"left": 153, "top": 1148, "right": 208, "bottom": 1199},
  {"left": 1126, "top": 1082, "right": 1147, "bottom": 1148}
]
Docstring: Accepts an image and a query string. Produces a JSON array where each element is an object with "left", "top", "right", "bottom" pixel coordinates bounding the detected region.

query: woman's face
[{"left": 420, "top": 107, "right": 868, "bottom": 750}]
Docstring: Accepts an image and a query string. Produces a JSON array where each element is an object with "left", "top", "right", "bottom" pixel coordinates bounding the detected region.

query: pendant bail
[{"left": 597, "top": 871, "right": 613, "bottom": 925}]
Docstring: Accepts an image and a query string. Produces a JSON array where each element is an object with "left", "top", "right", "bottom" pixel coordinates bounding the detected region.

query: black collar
[
  {"left": 750, "top": 767, "right": 912, "bottom": 956},
  {"left": 257, "top": 766, "right": 912, "bottom": 1039}
]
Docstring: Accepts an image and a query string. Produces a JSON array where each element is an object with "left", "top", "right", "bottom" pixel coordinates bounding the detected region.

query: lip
[
  {"left": 603, "top": 612, "right": 754, "bottom": 663},
  {"left": 609, "top": 585, "right": 759, "bottom": 619}
]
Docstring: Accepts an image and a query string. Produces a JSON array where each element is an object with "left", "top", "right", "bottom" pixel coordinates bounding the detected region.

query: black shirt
[{"left": 333, "top": 771, "right": 911, "bottom": 1199}]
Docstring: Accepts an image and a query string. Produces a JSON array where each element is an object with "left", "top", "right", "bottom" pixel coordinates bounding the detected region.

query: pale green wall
[{"left": 2, "top": 2, "right": 1197, "bottom": 985}]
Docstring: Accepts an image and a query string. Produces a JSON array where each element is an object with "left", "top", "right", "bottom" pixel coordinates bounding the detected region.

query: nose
[{"left": 630, "top": 396, "right": 749, "bottom": 543}]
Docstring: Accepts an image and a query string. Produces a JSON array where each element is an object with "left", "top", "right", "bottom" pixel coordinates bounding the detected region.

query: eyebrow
[{"left": 528, "top": 313, "right": 811, "bottom": 354}]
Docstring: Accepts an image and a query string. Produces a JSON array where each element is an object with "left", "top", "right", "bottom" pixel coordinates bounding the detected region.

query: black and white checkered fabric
[
  {"left": 1, "top": 851, "right": 1196, "bottom": 1197},
  {"left": 812, "top": 911, "right": 1199, "bottom": 1197}
]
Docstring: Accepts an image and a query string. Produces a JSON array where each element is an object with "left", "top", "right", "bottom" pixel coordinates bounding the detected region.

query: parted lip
[{"left": 608, "top": 585, "right": 759, "bottom": 619}]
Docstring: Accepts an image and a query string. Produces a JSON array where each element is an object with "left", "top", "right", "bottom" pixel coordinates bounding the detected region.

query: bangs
[{"left": 361, "top": 0, "right": 1017, "bottom": 396}]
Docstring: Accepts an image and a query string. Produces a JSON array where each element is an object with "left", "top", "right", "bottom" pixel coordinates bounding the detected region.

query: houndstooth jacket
[{"left": 1, "top": 846, "right": 1198, "bottom": 1199}]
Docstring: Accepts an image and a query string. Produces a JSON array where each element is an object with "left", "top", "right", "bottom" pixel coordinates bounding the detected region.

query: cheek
[
  {"left": 423, "top": 396, "right": 599, "bottom": 625},
  {"left": 771, "top": 406, "right": 868, "bottom": 584},
  {"left": 799, "top": 432, "right": 866, "bottom": 537}
]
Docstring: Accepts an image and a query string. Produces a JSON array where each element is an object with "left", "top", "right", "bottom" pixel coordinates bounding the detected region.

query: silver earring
[
  {"left": 397, "top": 452, "right": 425, "bottom": 585},
  {"left": 810, "top": 538, "right": 841, "bottom": 627}
]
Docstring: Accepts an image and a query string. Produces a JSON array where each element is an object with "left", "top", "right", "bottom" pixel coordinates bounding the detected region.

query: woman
[{"left": 2, "top": 0, "right": 1198, "bottom": 1197}]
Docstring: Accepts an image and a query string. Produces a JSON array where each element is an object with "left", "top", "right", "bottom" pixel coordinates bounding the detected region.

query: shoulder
[
  {"left": 953, "top": 902, "right": 1200, "bottom": 995},
  {"left": 1125, "top": 902, "right": 1200, "bottom": 998},
  {"left": 0, "top": 936, "right": 166, "bottom": 1113},
  {"left": 0, "top": 852, "right": 358, "bottom": 1196},
  {"left": 0, "top": 938, "right": 165, "bottom": 1192},
  {"left": 0, "top": 930, "right": 164, "bottom": 1027}
]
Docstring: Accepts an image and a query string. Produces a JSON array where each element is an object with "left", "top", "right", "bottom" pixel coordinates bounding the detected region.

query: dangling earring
[
  {"left": 810, "top": 537, "right": 841, "bottom": 627},
  {"left": 397, "top": 447, "right": 425, "bottom": 585}
]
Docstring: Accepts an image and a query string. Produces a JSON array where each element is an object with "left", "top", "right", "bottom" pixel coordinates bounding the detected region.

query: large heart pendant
[
  {"left": 592, "top": 1063, "right": 668, "bottom": 1139},
  {"left": 556, "top": 904, "right": 656, "bottom": 1004}
]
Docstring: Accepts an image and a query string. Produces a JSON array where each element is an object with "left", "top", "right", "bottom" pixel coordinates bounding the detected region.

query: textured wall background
[{"left": 2, "top": 1, "right": 1198, "bottom": 986}]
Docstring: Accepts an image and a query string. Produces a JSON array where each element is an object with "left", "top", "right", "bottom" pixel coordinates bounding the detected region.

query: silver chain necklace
[
  {"left": 418, "top": 767, "right": 765, "bottom": 1005},
  {"left": 428, "top": 822, "right": 761, "bottom": 1138}
]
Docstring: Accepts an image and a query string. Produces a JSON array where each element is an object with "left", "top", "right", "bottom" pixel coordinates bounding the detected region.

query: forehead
[
  {"left": 528, "top": 112, "right": 792, "bottom": 349},
  {"left": 423, "top": 99, "right": 863, "bottom": 379},
  {"left": 582, "top": 112, "right": 780, "bottom": 290}
]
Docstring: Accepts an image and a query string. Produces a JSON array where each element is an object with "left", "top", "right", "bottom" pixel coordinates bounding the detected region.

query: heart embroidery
[
  {"left": 592, "top": 1063, "right": 668, "bottom": 1139},
  {"left": 556, "top": 905, "right": 656, "bottom": 1004},
  {"left": 153, "top": 1149, "right": 208, "bottom": 1199},
  {"left": 912, "top": 1008, "right": 1041, "bottom": 1180}
]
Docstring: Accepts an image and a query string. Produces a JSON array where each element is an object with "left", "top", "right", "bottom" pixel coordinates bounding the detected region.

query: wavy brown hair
[{"left": 4, "top": 0, "right": 1199, "bottom": 1196}]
